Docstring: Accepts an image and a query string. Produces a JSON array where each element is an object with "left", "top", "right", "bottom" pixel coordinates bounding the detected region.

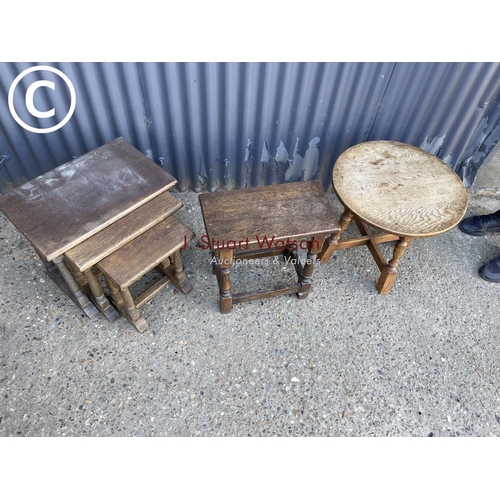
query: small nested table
[
  {"left": 199, "top": 180, "right": 340, "bottom": 313},
  {"left": 95, "top": 216, "right": 194, "bottom": 332},
  {"left": 318, "top": 140, "right": 468, "bottom": 294}
]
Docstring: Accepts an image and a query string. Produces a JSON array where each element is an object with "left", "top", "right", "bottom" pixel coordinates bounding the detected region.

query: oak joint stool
[{"left": 199, "top": 180, "right": 340, "bottom": 313}]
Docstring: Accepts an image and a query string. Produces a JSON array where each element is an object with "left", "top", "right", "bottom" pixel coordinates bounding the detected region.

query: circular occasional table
[{"left": 318, "top": 140, "right": 468, "bottom": 294}]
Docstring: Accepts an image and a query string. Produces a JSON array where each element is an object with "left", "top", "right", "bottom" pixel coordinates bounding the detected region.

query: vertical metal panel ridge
[{"left": 1, "top": 62, "right": 500, "bottom": 193}]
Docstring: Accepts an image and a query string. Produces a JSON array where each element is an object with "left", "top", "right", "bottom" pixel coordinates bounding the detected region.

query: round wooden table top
[{"left": 333, "top": 140, "right": 468, "bottom": 237}]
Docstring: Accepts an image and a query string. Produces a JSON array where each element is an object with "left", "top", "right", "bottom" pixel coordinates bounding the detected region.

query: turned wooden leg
[
  {"left": 376, "top": 237, "right": 413, "bottom": 294},
  {"left": 65, "top": 259, "right": 88, "bottom": 288},
  {"left": 157, "top": 249, "right": 193, "bottom": 294},
  {"left": 169, "top": 249, "right": 193, "bottom": 293},
  {"left": 53, "top": 256, "right": 99, "bottom": 318},
  {"left": 298, "top": 235, "right": 326, "bottom": 299},
  {"left": 318, "top": 208, "right": 354, "bottom": 263},
  {"left": 103, "top": 275, "right": 123, "bottom": 305},
  {"left": 83, "top": 268, "right": 119, "bottom": 321},
  {"left": 218, "top": 248, "right": 233, "bottom": 314},
  {"left": 121, "top": 287, "right": 149, "bottom": 333},
  {"left": 172, "top": 250, "right": 186, "bottom": 281}
]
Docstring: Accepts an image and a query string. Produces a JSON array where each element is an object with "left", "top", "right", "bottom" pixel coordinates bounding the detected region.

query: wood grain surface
[
  {"left": 333, "top": 141, "right": 468, "bottom": 237},
  {"left": 0, "top": 137, "right": 177, "bottom": 261},
  {"left": 97, "top": 216, "right": 195, "bottom": 289},
  {"left": 198, "top": 180, "right": 340, "bottom": 247},
  {"left": 65, "top": 191, "right": 183, "bottom": 271}
]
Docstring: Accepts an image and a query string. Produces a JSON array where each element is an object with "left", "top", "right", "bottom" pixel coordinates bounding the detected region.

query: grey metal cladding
[{"left": 1, "top": 62, "right": 499, "bottom": 192}]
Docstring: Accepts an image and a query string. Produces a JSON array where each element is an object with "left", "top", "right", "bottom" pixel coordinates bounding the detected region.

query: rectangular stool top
[
  {"left": 198, "top": 180, "right": 339, "bottom": 249},
  {"left": 0, "top": 137, "right": 177, "bottom": 261},
  {"left": 65, "top": 191, "right": 183, "bottom": 271},
  {"left": 97, "top": 216, "right": 195, "bottom": 289}
]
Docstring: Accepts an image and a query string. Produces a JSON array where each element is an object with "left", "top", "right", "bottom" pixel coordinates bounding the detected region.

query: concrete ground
[{"left": 1, "top": 155, "right": 500, "bottom": 437}]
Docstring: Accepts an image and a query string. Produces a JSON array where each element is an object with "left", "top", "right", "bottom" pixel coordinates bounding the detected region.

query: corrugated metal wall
[{"left": 1, "top": 62, "right": 499, "bottom": 192}]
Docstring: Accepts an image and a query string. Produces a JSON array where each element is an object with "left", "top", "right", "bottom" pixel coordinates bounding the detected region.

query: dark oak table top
[
  {"left": 0, "top": 137, "right": 177, "bottom": 261},
  {"left": 198, "top": 180, "right": 340, "bottom": 249},
  {"left": 333, "top": 140, "right": 468, "bottom": 238}
]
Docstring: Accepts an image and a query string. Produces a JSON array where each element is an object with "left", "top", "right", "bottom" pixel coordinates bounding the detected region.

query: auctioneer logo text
[{"left": 182, "top": 235, "right": 321, "bottom": 251}]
